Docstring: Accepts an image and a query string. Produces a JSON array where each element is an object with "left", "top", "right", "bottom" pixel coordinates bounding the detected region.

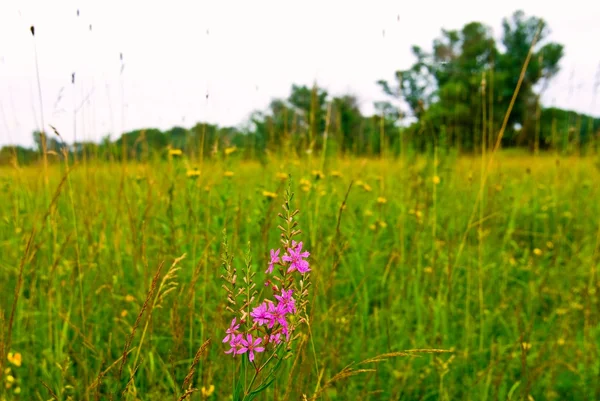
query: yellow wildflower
[
  {"left": 125, "top": 294, "right": 135, "bottom": 302},
  {"left": 186, "top": 169, "right": 201, "bottom": 178},
  {"left": 276, "top": 172, "right": 288, "bottom": 180},
  {"left": 533, "top": 248, "right": 542, "bottom": 256},
  {"left": 424, "top": 267, "right": 433, "bottom": 274},
  {"left": 201, "top": 384, "right": 215, "bottom": 397},
  {"left": 168, "top": 148, "right": 183, "bottom": 157},
  {"left": 224, "top": 146, "right": 237, "bottom": 155},
  {"left": 377, "top": 197, "right": 387, "bottom": 204},
  {"left": 546, "top": 241, "right": 554, "bottom": 249},
  {"left": 7, "top": 352, "right": 21, "bottom": 367},
  {"left": 299, "top": 178, "right": 311, "bottom": 187},
  {"left": 570, "top": 302, "right": 583, "bottom": 310},
  {"left": 432, "top": 175, "right": 441, "bottom": 185},
  {"left": 364, "top": 210, "right": 373, "bottom": 217},
  {"left": 262, "top": 191, "right": 277, "bottom": 199},
  {"left": 120, "top": 310, "right": 128, "bottom": 318},
  {"left": 311, "top": 170, "right": 325, "bottom": 180},
  {"left": 5, "top": 375, "right": 14, "bottom": 384},
  {"left": 362, "top": 184, "right": 372, "bottom": 192},
  {"left": 223, "top": 171, "right": 234, "bottom": 177},
  {"left": 301, "top": 185, "right": 310, "bottom": 192},
  {"left": 13, "top": 387, "right": 20, "bottom": 395}
]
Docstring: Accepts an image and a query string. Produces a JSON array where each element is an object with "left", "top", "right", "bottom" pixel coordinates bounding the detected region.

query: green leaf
[{"left": 233, "top": 357, "right": 246, "bottom": 401}]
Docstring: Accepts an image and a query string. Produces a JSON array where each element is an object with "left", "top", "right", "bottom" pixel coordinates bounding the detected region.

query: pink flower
[
  {"left": 225, "top": 333, "right": 242, "bottom": 356},
  {"left": 274, "top": 289, "right": 296, "bottom": 314},
  {"left": 266, "top": 301, "right": 288, "bottom": 329},
  {"left": 282, "top": 325, "right": 291, "bottom": 341},
  {"left": 269, "top": 332, "right": 282, "bottom": 345},
  {"left": 250, "top": 302, "right": 270, "bottom": 326},
  {"left": 222, "top": 318, "right": 240, "bottom": 343},
  {"left": 237, "top": 334, "right": 265, "bottom": 362},
  {"left": 265, "top": 249, "right": 280, "bottom": 274},
  {"left": 283, "top": 241, "right": 310, "bottom": 274}
]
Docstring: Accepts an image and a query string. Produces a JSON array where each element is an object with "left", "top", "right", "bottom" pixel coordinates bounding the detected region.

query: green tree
[
  {"left": 287, "top": 83, "right": 329, "bottom": 149},
  {"left": 377, "top": 10, "right": 564, "bottom": 152},
  {"left": 330, "top": 95, "right": 364, "bottom": 154},
  {"left": 377, "top": 45, "right": 434, "bottom": 121},
  {"left": 497, "top": 10, "right": 564, "bottom": 147}
]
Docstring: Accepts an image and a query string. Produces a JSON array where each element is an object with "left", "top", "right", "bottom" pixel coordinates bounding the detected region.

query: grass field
[{"left": 1, "top": 150, "right": 599, "bottom": 400}]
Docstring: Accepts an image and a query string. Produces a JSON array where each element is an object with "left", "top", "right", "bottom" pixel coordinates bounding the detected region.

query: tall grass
[{"left": 1, "top": 149, "right": 599, "bottom": 400}]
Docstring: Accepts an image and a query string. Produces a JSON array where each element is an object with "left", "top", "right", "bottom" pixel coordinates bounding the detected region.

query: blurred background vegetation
[{"left": 1, "top": 10, "right": 598, "bottom": 166}]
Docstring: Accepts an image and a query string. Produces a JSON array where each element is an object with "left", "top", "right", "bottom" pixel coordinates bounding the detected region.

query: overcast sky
[{"left": 1, "top": 0, "right": 599, "bottom": 147}]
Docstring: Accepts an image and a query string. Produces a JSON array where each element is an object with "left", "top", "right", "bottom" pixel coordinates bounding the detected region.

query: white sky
[{"left": 1, "top": 0, "right": 599, "bottom": 147}]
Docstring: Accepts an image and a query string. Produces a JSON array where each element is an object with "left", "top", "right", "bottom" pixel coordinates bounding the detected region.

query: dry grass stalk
[
  {"left": 118, "top": 260, "right": 165, "bottom": 379},
  {"left": 309, "top": 349, "right": 454, "bottom": 400},
  {"left": 181, "top": 338, "right": 211, "bottom": 391}
]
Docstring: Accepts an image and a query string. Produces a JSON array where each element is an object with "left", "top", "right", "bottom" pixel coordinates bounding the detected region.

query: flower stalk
[{"left": 220, "top": 177, "right": 311, "bottom": 400}]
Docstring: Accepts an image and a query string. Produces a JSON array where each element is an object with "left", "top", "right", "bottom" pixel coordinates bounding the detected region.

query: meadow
[{"left": 1, "top": 149, "right": 599, "bottom": 400}]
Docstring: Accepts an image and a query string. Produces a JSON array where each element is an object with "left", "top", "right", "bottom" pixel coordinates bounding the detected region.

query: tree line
[{"left": 1, "top": 10, "right": 599, "bottom": 166}]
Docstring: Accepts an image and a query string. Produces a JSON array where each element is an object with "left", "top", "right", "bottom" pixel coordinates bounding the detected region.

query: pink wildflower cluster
[
  {"left": 222, "top": 241, "right": 310, "bottom": 362},
  {"left": 266, "top": 241, "right": 310, "bottom": 274}
]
